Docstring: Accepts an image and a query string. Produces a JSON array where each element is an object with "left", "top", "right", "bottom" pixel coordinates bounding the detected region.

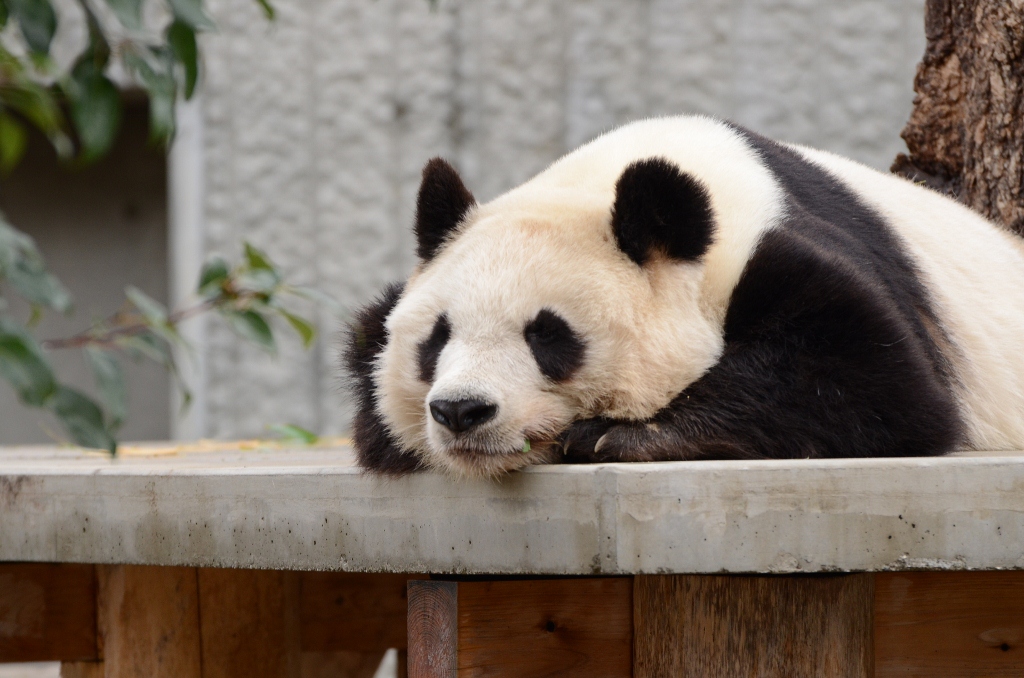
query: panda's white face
[{"left": 374, "top": 190, "right": 724, "bottom": 477}]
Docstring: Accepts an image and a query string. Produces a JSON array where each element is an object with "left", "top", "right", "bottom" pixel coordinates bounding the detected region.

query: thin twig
[{"left": 41, "top": 299, "right": 215, "bottom": 350}]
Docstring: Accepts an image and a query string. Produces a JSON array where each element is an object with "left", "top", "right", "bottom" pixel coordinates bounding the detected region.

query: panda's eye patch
[
  {"left": 524, "top": 309, "right": 585, "bottom": 382},
  {"left": 417, "top": 313, "right": 451, "bottom": 383}
]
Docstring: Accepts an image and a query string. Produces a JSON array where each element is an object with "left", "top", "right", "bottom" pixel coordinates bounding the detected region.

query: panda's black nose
[{"left": 429, "top": 399, "right": 498, "bottom": 433}]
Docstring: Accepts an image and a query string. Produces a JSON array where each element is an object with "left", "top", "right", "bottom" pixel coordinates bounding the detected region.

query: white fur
[
  {"left": 374, "top": 115, "right": 1024, "bottom": 476},
  {"left": 795, "top": 146, "right": 1024, "bottom": 449}
]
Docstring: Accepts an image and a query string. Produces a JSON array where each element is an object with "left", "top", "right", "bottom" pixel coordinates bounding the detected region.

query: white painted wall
[{"left": 185, "top": 0, "right": 926, "bottom": 439}]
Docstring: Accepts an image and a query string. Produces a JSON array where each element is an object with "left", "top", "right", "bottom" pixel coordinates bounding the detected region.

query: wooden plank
[
  {"left": 875, "top": 571, "right": 1024, "bottom": 677},
  {"left": 300, "top": 572, "right": 422, "bottom": 652},
  {"left": 407, "top": 580, "right": 457, "bottom": 678},
  {"left": 0, "top": 563, "right": 97, "bottom": 662},
  {"left": 97, "top": 564, "right": 202, "bottom": 678},
  {"left": 197, "top": 568, "right": 302, "bottom": 678},
  {"left": 634, "top": 574, "right": 873, "bottom": 678},
  {"left": 457, "top": 578, "right": 632, "bottom": 678},
  {"left": 60, "top": 662, "right": 104, "bottom": 678},
  {"left": 299, "top": 650, "right": 387, "bottom": 678}
]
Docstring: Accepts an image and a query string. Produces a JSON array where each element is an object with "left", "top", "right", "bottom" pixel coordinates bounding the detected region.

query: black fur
[
  {"left": 418, "top": 314, "right": 451, "bottom": 383},
  {"left": 611, "top": 158, "right": 715, "bottom": 265},
  {"left": 344, "top": 283, "right": 424, "bottom": 475},
  {"left": 415, "top": 158, "right": 476, "bottom": 261},
  {"left": 563, "top": 129, "right": 965, "bottom": 463},
  {"left": 524, "top": 309, "right": 586, "bottom": 382}
]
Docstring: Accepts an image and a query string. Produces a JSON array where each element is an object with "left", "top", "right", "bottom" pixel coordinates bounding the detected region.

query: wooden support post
[
  {"left": 407, "top": 578, "right": 632, "bottom": 678},
  {"left": 875, "top": 571, "right": 1024, "bottom": 677},
  {"left": 0, "top": 563, "right": 97, "bottom": 663},
  {"left": 97, "top": 565, "right": 202, "bottom": 678},
  {"left": 408, "top": 581, "right": 458, "bottom": 678},
  {"left": 633, "top": 574, "right": 874, "bottom": 678},
  {"left": 197, "top": 568, "right": 302, "bottom": 678}
]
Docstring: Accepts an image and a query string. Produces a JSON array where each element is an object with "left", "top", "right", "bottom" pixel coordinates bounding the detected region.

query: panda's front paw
[{"left": 560, "top": 418, "right": 660, "bottom": 463}]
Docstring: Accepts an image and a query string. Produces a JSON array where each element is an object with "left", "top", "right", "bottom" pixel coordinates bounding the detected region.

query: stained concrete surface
[{"left": 2, "top": 446, "right": 1022, "bottom": 575}]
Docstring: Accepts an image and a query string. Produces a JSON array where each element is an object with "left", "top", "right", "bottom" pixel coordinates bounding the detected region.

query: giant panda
[{"left": 345, "top": 115, "right": 1024, "bottom": 478}]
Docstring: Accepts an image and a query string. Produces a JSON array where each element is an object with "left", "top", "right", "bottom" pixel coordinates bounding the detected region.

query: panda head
[{"left": 373, "top": 156, "right": 724, "bottom": 477}]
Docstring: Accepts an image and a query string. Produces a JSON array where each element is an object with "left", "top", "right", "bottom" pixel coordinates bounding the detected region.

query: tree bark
[{"left": 892, "top": 0, "right": 1024, "bottom": 234}]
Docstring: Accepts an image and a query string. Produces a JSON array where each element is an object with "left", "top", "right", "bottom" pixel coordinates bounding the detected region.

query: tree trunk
[{"left": 892, "top": 0, "right": 1024, "bottom": 234}]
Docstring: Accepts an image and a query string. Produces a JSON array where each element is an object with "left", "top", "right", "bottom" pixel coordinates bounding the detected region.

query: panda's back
[
  {"left": 507, "top": 115, "right": 1024, "bottom": 450},
  {"left": 794, "top": 143, "right": 1024, "bottom": 450}
]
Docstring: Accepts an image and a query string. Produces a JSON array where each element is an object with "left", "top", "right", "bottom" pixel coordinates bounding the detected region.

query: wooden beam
[
  {"left": 459, "top": 578, "right": 632, "bottom": 677},
  {"left": 300, "top": 650, "right": 389, "bottom": 678},
  {"left": 300, "top": 572, "right": 420, "bottom": 652},
  {"left": 875, "top": 571, "right": 1024, "bottom": 677},
  {"left": 97, "top": 565, "right": 202, "bottom": 678},
  {"left": 60, "top": 662, "right": 104, "bottom": 678},
  {"left": 197, "top": 568, "right": 303, "bottom": 678},
  {"left": 407, "top": 578, "right": 632, "bottom": 678},
  {"left": 634, "top": 574, "right": 873, "bottom": 678},
  {"left": 0, "top": 563, "right": 97, "bottom": 663}
]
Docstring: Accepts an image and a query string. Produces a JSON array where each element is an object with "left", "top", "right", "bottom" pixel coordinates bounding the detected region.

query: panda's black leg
[{"left": 560, "top": 417, "right": 684, "bottom": 463}]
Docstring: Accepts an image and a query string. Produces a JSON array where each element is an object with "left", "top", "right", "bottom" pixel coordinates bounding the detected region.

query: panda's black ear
[
  {"left": 611, "top": 158, "right": 715, "bottom": 266},
  {"left": 415, "top": 158, "right": 476, "bottom": 262}
]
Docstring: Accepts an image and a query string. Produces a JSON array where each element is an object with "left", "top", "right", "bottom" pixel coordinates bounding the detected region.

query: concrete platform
[{"left": 2, "top": 445, "right": 1023, "bottom": 574}]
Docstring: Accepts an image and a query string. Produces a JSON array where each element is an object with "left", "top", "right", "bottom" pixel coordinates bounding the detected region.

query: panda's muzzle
[{"left": 429, "top": 398, "right": 498, "bottom": 433}]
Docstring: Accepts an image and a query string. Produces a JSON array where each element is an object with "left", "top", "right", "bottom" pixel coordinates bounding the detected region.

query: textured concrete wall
[{"left": 194, "top": 0, "right": 926, "bottom": 439}]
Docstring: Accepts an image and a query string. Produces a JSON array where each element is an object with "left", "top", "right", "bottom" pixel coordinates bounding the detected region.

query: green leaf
[
  {"left": 7, "top": 0, "right": 57, "bottom": 55},
  {"left": 197, "top": 256, "right": 229, "bottom": 296},
  {"left": 84, "top": 346, "right": 126, "bottom": 429},
  {"left": 286, "top": 285, "right": 343, "bottom": 317},
  {"left": 267, "top": 423, "right": 317, "bottom": 445},
  {"left": 167, "top": 20, "right": 198, "bottom": 100},
  {"left": 115, "top": 333, "right": 191, "bottom": 413},
  {"left": 103, "top": 0, "right": 142, "bottom": 30},
  {"left": 125, "top": 284, "right": 167, "bottom": 324},
  {"left": 278, "top": 309, "right": 315, "bottom": 348},
  {"left": 0, "top": 112, "right": 27, "bottom": 173},
  {"left": 125, "top": 286, "right": 187, "bottom": 351},
  {"left": 0, "top": 80, "right": 72, "bottom": 157},
  {"left": 0, "top": 0, "right": 9, "bottom": 29},
  {"left": 0, "top": 324, "right": 56, "bottom": 406},
  {"left": 123, "top": 51, "right": 176, "bottom": 144},
  {"left": 66, "top": 61, "right": 122, "bottom": 162},
  {"left": 0, "top": 217, "right": 72, "bottom": 312},
  {"left": 115, "top": 332, "right": 170, "bottom": 365},
  {"left": 236, "top": 268, "right": 279, "bottom": 294},
  {"left": 167, "top": 0, "right": 214, "bottom": 31},
  {"left": 78, "top": 0, "right": 110, "bottom": 68},
  {"left": 243, "top": 242, "right": 274, "bottom": 271},
  {"left": 254, "top": 0, "right": 273, "bottom": 19},
  {"left": 224, "top": 309, "right": 275, "bottom": 353},
  {"left": 48, "top": 385, "right": 116, "bottom": 452}
]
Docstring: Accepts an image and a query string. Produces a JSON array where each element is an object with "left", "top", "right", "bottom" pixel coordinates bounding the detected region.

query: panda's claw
[{"left": 560, "top": 417, "right": 667, "bottom": 463}]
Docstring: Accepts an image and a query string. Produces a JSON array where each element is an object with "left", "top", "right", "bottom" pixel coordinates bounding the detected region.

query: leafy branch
[
  {"left": 1, "top": 214, "right": 319, "bottom": 452},
  {"left": 0, "top": 0, "right": 336, "bottom": 452},
  {"left": 0, "top": 0, "right": 256, "bottom": 167}
]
